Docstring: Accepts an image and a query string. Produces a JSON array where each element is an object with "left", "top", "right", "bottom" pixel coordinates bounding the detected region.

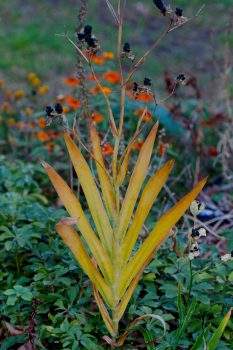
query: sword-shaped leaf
[
  {"left": 115, "top": 122, "right": 158, "bottom": 241},
  {"left": 90, "top": 124, "right": 116, "bottom": 220},
  {"left": 119, "top": 159, "right": 174, "bottom": 266},
  {"left": 56, "top": 220, "right": 113, "bottom": 307},
  {"left": 117, "top": 177, "right": 207, "bottom": 298},
  {"left": 64, "top": 133, "right": 113, "bottom": 256},
  {"left": 42, "top": 161, "right": 113, "bottom": 283}
]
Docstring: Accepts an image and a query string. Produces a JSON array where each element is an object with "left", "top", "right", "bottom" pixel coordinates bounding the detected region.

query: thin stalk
[{"left": 186, "top": 259, "right": 193, "bottom": 310}]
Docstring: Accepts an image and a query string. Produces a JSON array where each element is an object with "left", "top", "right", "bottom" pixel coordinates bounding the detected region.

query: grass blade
[
  {"left": 191, "top": 324, "right": 211, "bottom": 350},
  {"left": 139, "top": 328, "right": 157, "bottom": 349},
  {"left": 177, "top": 280, "right": 185, "bottom": 324},
  {"left": 207, "top": 308, "right": 232, "bottom": 350}
]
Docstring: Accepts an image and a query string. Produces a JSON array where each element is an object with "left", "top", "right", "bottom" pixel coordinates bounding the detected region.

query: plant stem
[{"left": 186, "top": 259, "right": 193, "bottom": 310}]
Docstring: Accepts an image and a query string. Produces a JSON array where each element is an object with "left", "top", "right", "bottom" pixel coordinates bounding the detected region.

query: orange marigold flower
[
  {"left": 66, "top": 97, "right": 80, "bottom": 110},
  {"left": 90, "top": 86, "right": 112, "bottom": 96},
  {"left": 0, "top": 79, "right": 4, "bottom": 89},
  {"left": 210, "top": 147, "right": 217, "bottom": 157},
  {"left": 7, "top": 118, "right": 16, "bottom": 126},
  {"left": 16, "top": 121, "right": 28, "bottom": 129},
  {"left": 38, "top": 85, "right": 49, "bottom": 95},
  {"left": 14, "top": 90, "right": 25, "bottom": 100},
  {"left": 36, "top": 132, "right": 50, "bottom": 142},
  {"left": 62, "top": 106, "right": 70, "bottom": 113},
  {"left": 102, "top": 143, "right": 113, "bottom": 155},
  {"left": 31, "top": 77, "right": 41, "bottom": 87},
  {"left": 28, "top": 72, "right": 37, "bottom": 81},
  {"left": 103, "top": 71, "right": 121, "bottom": 84},
  {"left": 134, "top": 107, "right": 153, "bottom": 122},
  {"left": 90, "top": 55, "right": 105, "bottom": 65},
  {"left": 133, "top": 139, "right": 144, "bottom": 151},
  {"left": 49, "top": 130, "right": 61, "bottom": 139},
  {"left": 1, "top": 101, "right": 11, "bottom": 113},
  {"left": 92, "top": 111, "right": 104, "bottom": 123},
  {"left": 46, "top": 141, "right": 54, "bottom": 152},
  {"left": 135, "top": 92, "right": 154, "bottom": 102},
  {"left": 38, "top": 117, "right": 46, "bottom": 129},
  {"left": 63, "top": 77, "right": 80, "bottom": 88},
  {"left": 103, "top": 52, "right": 115, "bottom": 60}
]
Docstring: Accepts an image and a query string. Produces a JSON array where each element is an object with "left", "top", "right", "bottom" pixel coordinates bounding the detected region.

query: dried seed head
[
  {"left": 153, "top": 0, "right": 167, "bottom": 15},
  {"left": 190, "top": 227, "right": 207, "bottom": 240},
  {"left": 121, "top": 42, "right": 135, "bottom": 61},
  {"left": 144, "top": 78, "right": 152, "bottom": 86},
  {"left": 133, "top": 82, "right": 138, "bottom": 92},
  {"left": 123, "top": 42, "right": 130, "bottom": 52},
  {"left": 177, "top": 74, "right": 186, "bottom": 85},
  {"left": 221, "top": 252, "right": 233, "bottom": 262},
  {"left": 84, "top": 25, "right": 92, "bottom": 35},
  {"left": 189, "top": 242, "right": 200, "bottom": 260},
  {"left": 190, "top": 200, "right": 205, "bottom": 216},
  {"left": 45, "top": 106, "right": 54, "bottom": 117},
  {"left": 175, "top": 7, "right": 183, "bottom": 16},
  {"left": 55, "top": 103, "right": 63, "bottom": 114}
]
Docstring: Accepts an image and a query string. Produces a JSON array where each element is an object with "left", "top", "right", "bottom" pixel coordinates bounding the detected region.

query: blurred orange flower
[
  {"left": 90, "top": 55, "right": 105, "bottom": 65},
  {"left": 2, "top": 101, "right": 11, "bottom": 113},
  {"left": 134, "top": 107, "right": 153, "bottom": 122},
  {"left": 63, "top": 106, "right": 70, "bottom": 113},
  {"left": 136, "top": 93, "right": 154, "bottom": 102},
  {"left": 103, "top": 71, "right": 121, "bottom": 84},
  {"left": 38, "top": 117, "right": 46, "bottom": 129},
  {"left": 28, "top": 72, "right": 37, "bottom": 81},
  {"left": 103, "top": 52, "right": 115, "bottom": 60},
  {"left": 90, "top": 86, "right": 112, "bottom": 96},
  {"left": 36, "top": 132, "right": 50, "bottom": 142},
  {"left": 92, "top": 111, "right": 104, "bottom": 123},
  {"left": 102, "top": 143, "right": 113, "bottom": 155},
  {"left": 38, "top": 85, "right": 49, "bottom": 95},
  {"left": 87, "top": 73, "right": 99, "bottom": 81},
  {"left": 7, "top": 118, "right": 16, "bottom": 126},
  {"left": 66, "top": 97, "right": 80, "bottom": 110},
  {"left": 16, "top": 121, "right": 28, "bottom": 129},
  {"left": 31, "top": 77, "right": 41, "bottom": 87},
  {"left": 46, "top": 141, "right": 54, "bottom": 153},
  {"left": 133, "top": 139, "right": 144, "bottom": 150},
  {"left": 0, "top": 79, "right": 4, "bottom": 88},
  {"left": 14, "top": 90, "right": 25, "bottom": 100},
  {"left": 63, "top": 77, "right": 80, "bottom": 88},
  {"left": 49, "top": 130, "right": 61, "bottom": 139}
]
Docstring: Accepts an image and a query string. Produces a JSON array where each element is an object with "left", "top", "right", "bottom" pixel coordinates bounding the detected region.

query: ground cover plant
[{"left": 0, "top": 0, "right": 233, "bottom": 349}]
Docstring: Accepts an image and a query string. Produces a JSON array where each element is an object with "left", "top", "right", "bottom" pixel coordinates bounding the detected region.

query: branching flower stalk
[{"left": 44, "top": 1, "right": 208, "bottom": 345}]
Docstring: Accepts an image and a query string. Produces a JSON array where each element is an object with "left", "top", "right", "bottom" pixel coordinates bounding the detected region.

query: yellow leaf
[
  {"left": 64, "top": 134, "right": 114, "bottom": 256},
  {"left": 115, "top": 122, "right": 159, "bottom": 241},
  {"left": 42, "top": 161, "right": 113, "bottom": 283},
  {"left": 56, "top": 221, "right": 113, "bottom": 307},
  {"left": 119, "top": 159, "right": 175, "bottom": 266},
  {"left": 90, "top": 124, "right": 116, "bottom": 220},
  {"left": 116, "top": 148, "right": 131, "bottom": 186},
  {"left": 117, "top": 177, "right": 207, "bottom": 298},
  {"left": 93, "top": 284, "right": 115, "bottom": 336}
]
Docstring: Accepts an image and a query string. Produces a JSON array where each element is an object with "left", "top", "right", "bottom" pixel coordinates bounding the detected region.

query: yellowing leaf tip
[{"left": 41, "top": 160, "right": 50, "bottom": 168}]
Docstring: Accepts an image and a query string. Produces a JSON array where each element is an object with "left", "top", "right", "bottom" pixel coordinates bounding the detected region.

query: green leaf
[
  {"left": 139, "top": 328, "right": 156, "bottom": 349},
  {"left": 191, "top": 324, "right": 211, "bottom": 350},
  {"left": 207, "top": 308, "right": 232, "bottom": 350},
  {"left": 174, "top": 298, "right": 197, "bottom": 349},
  {"left": 177, "top": 280, "right": 184, "bottom": 323},
  {"left": 6, "top": 295, "right": 18, "bottom": 306}
]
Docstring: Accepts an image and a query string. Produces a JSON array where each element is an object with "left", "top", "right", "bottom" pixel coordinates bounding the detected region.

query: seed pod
[{"left": 190, "top": 200, "right": 205, "bottom": 216}]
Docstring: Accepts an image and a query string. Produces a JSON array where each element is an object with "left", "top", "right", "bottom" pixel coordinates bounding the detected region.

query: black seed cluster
[
  {"left": 231, "top": 250, "right": 233, "bottom": 257},
  {"left": 177, "top": 74, "right": 186, "bottom": 81},
  {"left": 55, "top": 103, "right": 63, "bottom": 114},
  {"left": 77, "top": 25, "right": 98, "bottom": 49},
  {"left": 190, "top": 245, "right": 198, "bottom": 253},
  {"left": 133, "top": 82, "right": 138, "bottom": 92},
  {"left": 123, "top": 42, "right": 131, "bottom": 52},
  {"left": 153, "top": 0, "right": 166, "bottom": 15},
  {"left": 144, "top": 78, "right": 152, "bottom": 86},
  {"left": 175, "top": 8, "right": 183, "bottom": 16},
  {"left": 191, "top": 228, "right": 200, "bottom": 238},
  {"left": 46, "top": 106, "right": 54, "bottom": 117}
]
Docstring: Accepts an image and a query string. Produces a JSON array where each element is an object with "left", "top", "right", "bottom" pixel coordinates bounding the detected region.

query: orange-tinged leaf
[
  {"left": 115, "top": 122, "right": 159, "bottom": 241},
  {"left": 90, "top": 124, "right": 116, "bottom": 220},
  {"left": 56, "top": 221, "right": 113, "bottom": 307},
  {"left": 42, "top": 161, "right": 113, "bottom": 283},
  {"left": 64, "top": 134, "right": 114, "bottom": 256},
  {"left": 117, "top": 177, "right": 207, "bottom": 298},
  {"left": 119, "top": 160, "right": 174, "bottom": 266},
  {"left": 93, "top": 284, "right": 115, "bottom": 336},
  {"left": 116, "top": 148, "right": 131, "bottom": 186}
]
